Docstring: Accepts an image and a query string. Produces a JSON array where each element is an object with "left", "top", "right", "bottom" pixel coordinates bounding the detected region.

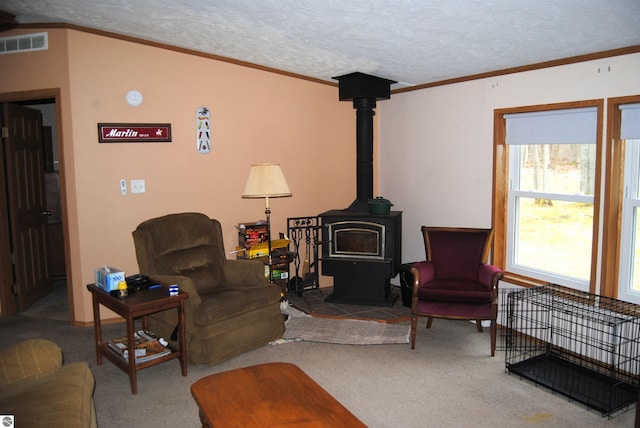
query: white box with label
[{"left": 94, "top": 266, "right": 125, "bottom": 292}]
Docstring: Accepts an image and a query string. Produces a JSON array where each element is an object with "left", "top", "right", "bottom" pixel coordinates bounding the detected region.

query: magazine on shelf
[{"left": 107, "top": 330, "right": 171, "bottom": 363}]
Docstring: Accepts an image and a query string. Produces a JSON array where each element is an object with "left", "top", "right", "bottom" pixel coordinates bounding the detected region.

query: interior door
[{"left": 1, "top": 103, "right": 52, "bottom": 310}]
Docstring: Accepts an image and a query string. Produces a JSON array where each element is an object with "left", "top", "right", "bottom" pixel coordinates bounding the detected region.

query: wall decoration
[
  {"left": 125, "top": 90, "right": 143, "bottom": 106},
  {"left": 196, "top": 106, "right": 211, "bottom": 154},
  {"left": 98, "top": 123, "right": 172, "bottom": 143}
]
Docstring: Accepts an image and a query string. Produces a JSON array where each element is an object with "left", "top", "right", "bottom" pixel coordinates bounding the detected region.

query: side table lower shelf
[
  {"left": 99, "top": 342, "right": 181, "bottom": 371},
  {"left": 87, "top": 283, "right": 189, "bottom": 394}
]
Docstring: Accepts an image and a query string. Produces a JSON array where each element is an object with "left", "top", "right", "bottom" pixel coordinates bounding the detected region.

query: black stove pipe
[
  {"left": 333, "top": 72, "right": 396, "bottom": 211},
  {"left": 348, "top": 97, "right": 376, "bottom": 211}
]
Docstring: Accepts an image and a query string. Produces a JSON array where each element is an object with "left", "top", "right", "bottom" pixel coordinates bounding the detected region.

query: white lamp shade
[{"left": 242, "top": 163, "right": 292, "bottom": 198}]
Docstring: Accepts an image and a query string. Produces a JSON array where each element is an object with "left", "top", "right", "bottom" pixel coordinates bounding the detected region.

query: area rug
[{"left": 282, "top": 316, "right": 410, "bottom": 345}]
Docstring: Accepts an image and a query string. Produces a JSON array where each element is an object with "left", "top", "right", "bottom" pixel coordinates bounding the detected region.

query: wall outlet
[
  {"left": 131, "top": 179, "right": 145, "bottom": 194},
  {"left": 120, "top": 179, "right": 127, "bottom": 195}
]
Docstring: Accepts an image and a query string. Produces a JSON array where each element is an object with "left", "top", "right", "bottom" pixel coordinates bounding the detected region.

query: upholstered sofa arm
[
  {"left": 222, "top": 259, "right": 269, "bottom": 287},
  {"left": 0, "top": 360, "right": 96, "bottom": 428},
  {"left": 147, "top": 274, "right": 202, "bottom": 306},
  {"left": 0, "top": 339, "right": 62, "bottom": 388},
  {"left": 478, "top": 264, "right": 503, "bottom": 291}
]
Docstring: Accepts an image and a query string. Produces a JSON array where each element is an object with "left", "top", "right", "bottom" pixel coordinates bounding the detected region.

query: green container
[{"left": 368, "top": 196, "right": 393, "bottom": 215}]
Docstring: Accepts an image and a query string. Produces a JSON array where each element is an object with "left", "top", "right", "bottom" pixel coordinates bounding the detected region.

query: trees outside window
[{"left": 508, "top": 143, "right": 595, "bottom": 290}]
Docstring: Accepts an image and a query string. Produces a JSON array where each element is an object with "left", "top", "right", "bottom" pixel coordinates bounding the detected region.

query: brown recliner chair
[
  {"left": 132, "top": 212, "right": 285, "bottom": 365},
  {"left": 410, "top": 227, "right": 503, "bottom": 356}
]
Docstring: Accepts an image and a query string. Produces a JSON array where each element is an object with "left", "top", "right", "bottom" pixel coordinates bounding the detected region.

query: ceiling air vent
[{"left": 0, "top": 32, "right": 48, "bottom": 55}]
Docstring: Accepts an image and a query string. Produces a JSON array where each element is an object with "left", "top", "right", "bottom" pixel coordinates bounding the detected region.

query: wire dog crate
[{"left": 505, "top": 284, "right": 640, "bottom": 416}]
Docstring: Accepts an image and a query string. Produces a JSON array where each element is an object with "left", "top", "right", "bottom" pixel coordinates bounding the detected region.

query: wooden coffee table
[{"left": 191, "top": 362, "right": 366, "bottom": 427}]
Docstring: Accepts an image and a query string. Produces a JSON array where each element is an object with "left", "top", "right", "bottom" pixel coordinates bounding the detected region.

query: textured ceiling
[{"left": 2, "top": 0, "right": 640, "bottom": 88}]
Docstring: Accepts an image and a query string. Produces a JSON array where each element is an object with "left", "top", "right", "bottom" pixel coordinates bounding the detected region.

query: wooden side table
[{"left": 86, "top": 283, "right": 189, "bottom": 394}]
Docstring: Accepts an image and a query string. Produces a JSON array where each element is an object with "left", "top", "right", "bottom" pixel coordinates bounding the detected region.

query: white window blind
[
  {"left": 505, "top": 107, "right": 597, "bottom": 145},
  {"left": 620, "top": 103, "right": 640, "bottom": 140}
]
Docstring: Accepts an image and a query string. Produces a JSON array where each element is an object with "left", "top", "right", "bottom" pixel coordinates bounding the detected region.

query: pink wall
[{"left": 0, "top": 28, "right": 364, "bottom": 323}]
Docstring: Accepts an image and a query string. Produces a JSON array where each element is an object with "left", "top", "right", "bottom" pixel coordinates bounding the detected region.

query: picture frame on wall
[{"left": 98, "top": 123, "right": 172, "bottom": 143}]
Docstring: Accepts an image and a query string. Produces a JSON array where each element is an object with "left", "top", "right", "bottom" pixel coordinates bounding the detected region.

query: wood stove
[
  {"left": 320, "top": 72, "right": 402, "bottom": 306},
  {"left": 321, "top": 209, "right": 401, "bottom": 305}
]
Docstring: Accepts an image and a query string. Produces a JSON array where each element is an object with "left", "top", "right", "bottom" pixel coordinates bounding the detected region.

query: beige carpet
[
  {"left": 282, "top": 316, "right": 410, "bottom": 345},
  {"left": 0, "top": 314, "right": 636, "bottom": 427},
  {"left": 19, "top": 279, "right": 68, "bottom": 322}
]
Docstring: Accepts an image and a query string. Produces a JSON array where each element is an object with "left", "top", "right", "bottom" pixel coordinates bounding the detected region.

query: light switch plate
[{"left": 131, "top": 179, "right": 145, "bottom": 194}]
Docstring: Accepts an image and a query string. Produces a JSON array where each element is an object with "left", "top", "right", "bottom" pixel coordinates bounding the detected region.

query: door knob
[{"left": 43, "top": 210, "right": 52, "bottom": 216}]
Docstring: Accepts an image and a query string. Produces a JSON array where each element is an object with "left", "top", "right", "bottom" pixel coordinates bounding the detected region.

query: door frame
[{"left": 0, "top": 88, "right": 74, "bottom": 321}]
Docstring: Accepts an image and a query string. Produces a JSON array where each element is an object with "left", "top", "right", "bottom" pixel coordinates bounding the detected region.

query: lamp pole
[
  {"left": 265, "top": 196, "right": 273, "bottom": 282},
  {"left": 242, "top": 163, "right": 291, "bottom": 284}
]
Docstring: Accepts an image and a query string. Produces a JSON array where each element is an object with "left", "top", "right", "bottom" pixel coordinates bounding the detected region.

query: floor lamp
[{"left": 242, "top": 163, "right": 292, "bottom": 282}]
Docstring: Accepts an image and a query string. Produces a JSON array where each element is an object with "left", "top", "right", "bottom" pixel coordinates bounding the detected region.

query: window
[
  {"left": 493, "top": 102, "right": 602, "bottom": 293},
  {"left": 616, "top": 103, "right": 640, "bottom": 303},
  {"left": 507, "top": 143, "right": 596, "bottom": 289}
]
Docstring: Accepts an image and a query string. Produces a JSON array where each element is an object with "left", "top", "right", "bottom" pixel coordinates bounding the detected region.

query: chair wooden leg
[
  {"left": 475, "top": 320, "right": 483, "bottom": 332},
  {"left": 410, "top": 315, "right": 418, "bottom": 349},
  {"left": 490, "top": 320, "right": 497, "bottom": 357},
  {"left": 426, "top": 317, "right": 433, "bottom": 328}
]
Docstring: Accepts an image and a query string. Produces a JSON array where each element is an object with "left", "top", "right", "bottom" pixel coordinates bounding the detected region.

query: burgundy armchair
[{"left": 410, "top": 227, "right": 503, "bottom": 356}]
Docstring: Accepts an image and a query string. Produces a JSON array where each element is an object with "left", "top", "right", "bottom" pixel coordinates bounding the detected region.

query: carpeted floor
[
  {"left": 1, "top": 312, "right": 635, "bottom": 428},
  {"left": 4, "top": 284, "right": 637, "bottom": 427},
  {"left": 19, "top": 278, "right": 69, "bottom": 322}
]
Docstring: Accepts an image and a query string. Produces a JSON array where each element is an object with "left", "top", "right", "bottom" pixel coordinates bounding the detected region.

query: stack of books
[{"left": 107, "top": 330, "right": 171, "bottom": 364}]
